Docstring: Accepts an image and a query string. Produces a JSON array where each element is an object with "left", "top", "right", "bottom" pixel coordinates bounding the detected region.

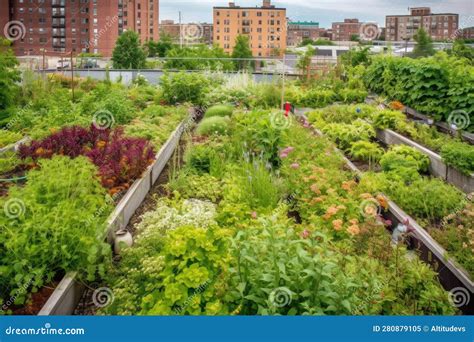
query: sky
[{"left": 159, "top": 0, "right": 474, "bottom": 28}]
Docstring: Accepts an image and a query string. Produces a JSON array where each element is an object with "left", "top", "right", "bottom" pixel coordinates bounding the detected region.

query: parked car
[
  {"left": 80, "top": 58, "right": 99, "bottom": 69},
  {"left": 56, "top": 59, "right": 70, "bottom": 70}
]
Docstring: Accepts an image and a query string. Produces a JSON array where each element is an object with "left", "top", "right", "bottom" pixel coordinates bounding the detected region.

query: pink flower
[
  {"left": 280, "top": 152, "right": 288, "bottom": 159},
  {"left": 280, "top": 146, "right": 295, "bottom": 159},
  {"left": 301, "top": 229, "right": 310, "bottom": 239},
  {"left": 303, "top": 120, "right": 310, "bottom": 128},
  {"left": 290, "top": 163, "right": 300, "bottom": 169},
  {"left": 251, "top": 211, "right": 258, "bottom": 219}
]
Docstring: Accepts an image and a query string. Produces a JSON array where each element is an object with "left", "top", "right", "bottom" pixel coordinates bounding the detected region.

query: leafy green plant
[
  {"left": 196, "top": 117, "right": 231, "bottom": 136},
  {"left": 386, "top": 177, "right": 464, "bottom": 222},
  {"left": 441, "top": 141, "right": 474, "bottom": 175},
  {"left": 0, "top": 131, "right": 22, "bottom": 148},
  {"left": 160, "top": 72, "right": 211, "bottom": 106},
  {"left": 380, "top": 145, "right": 430, "bottom": 174},
  {"left": 337, "top": 88, "right": 368, "bottom": 104},
  {"left": 204, "top": 104, "right": 234, "bottom": 118},
  {"left": 430, "top": 203, "right": 474, "bottom": 278},
  {"left": 372, "top": 109, "right": 406, "bottom": 130},
  {"left": 103, "top": 199, "right": 231, "bottom": 315},
  {"left": 349, "top": 141, "right": 384, "bottom": 169},
  {"left": 321, "top": 120, "right": 375, "bottom": 151},
  {"left": 0, "top": 156, "right": 112, "bottom": 309}
]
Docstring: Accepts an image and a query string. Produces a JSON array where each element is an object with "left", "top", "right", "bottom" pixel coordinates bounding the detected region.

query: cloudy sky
[{"left": 160, "top": 0, "right": 474, "bottom": 28}]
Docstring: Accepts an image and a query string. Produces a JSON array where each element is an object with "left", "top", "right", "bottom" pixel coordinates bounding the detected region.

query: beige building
[
  {"left": 213, "top": 0, "right": 287, "bottom": 57},
  {"left": 386, "top": 7, "right": 459, "bottom": 41}
]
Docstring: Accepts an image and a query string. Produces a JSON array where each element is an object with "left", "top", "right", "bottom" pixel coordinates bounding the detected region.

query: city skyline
[{"left": 160, "top": 0, "right": 473, "bottom": 28}]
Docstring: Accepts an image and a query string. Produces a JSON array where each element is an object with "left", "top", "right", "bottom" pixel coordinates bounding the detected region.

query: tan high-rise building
[
  {"left": 386, "top": 7, "right": 459, "bottom": 41},
  {"left": 213, "top": 0, "right": 287, "bottom": 57},
  {"left": 1, "top": 0, "right": 159, "bottom": 57}
]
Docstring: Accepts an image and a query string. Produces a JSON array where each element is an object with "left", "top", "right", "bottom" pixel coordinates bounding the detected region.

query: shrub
[
  {"left": 380, "top": 145, "right": 430, "bottom": 174},
  {"left": 196, "top": 117, "right": 231, "bottom": 136},
  {"left": 441, "top": 141, "right": 474, "bottom": 175},
  {"left": 338, "top": 88, "right": 368, "bottom": 104},
  {"left": 321, "top": 120, "right": 375, "bottom": 151},
  {"left": 0, "top": 156, "right": 112, "bottom": 308},
  {"left": 387, "top": 177, "right": 464, "bottom": 222},
  {"left": 349, "top": 141, "right": 384, "bottom": 168},
  {"left": 372, "top": 110, "right": 406, "bottom": 130},
  {"left": 204, "top": 104, "right": 234, "bottom": 118},
  {"left": 160, "top": 72, "right": 211, "bottom": 106}
]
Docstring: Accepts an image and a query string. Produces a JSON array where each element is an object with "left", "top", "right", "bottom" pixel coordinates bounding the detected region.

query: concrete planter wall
[
  {"left": 376, "top": 128, "right": 474, "bottom": 193},
  {"left": 37, "top": 113, "right": 193, "bottom": 316}
]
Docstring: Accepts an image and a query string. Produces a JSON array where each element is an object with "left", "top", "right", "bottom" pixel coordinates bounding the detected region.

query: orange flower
[
  {"left": 332, "top": 219, "right": 343, "bottom": 231},
  {"left": 323, "top": 205, "right": 339, "bottom": 220},
  {"left": 341, "top": 181, "right": 355, "bottom": 191},
  {"left": 376, "top": 195, "right": 388, "bottom": 210},
  {"left": 349, "top": 218, "right": 358, "bottom": 225},
  {"left": 96, "top": 140, "right": 107, "bottom": 149},
  {"left": 347, "top": 224, "right": 361, "bottom": 236},
  {"left": 35, "top": 147, "right": 45, "bottom": 156},
  {"left": 310, "top": 184, "right": 321, "bottom": 194},
  {"left": 389, "top": 101, "right": 404, "bottom": 110}
]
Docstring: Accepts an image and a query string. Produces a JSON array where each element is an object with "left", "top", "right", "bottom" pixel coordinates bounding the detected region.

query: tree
[
  {"left": 112, "top": 31, "right": 147, "bottom": 69},
  {"left": 412, "top": 28, "right": 435, "bottom": 58},
  {"left": 296, "top": 45, "right": 315, "bottom": 78},
  {"left": 448, "top": 39, "right": 474, "bottom": 65},
  {"left": 340, "top": 46, "right": 371, "bottom": 67},
  {"left": 232, "top": 35, "right": 254, "bottom": 70},
  {"left": 164, "top": 44, "right": 234, "bottom": 71},
  {"left": 146, "top": 33, "right": 174, "bottom": 57},
  {"left": 0, "top": 38, "right": 20, "bottom": 125}
]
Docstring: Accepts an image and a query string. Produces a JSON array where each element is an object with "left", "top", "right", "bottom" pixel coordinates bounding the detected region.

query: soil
[
  {"left": 10, "top": 280, "right": 60, "bottom": 315},
  {"left": 0, "top": 165, "right": 28, "bottom": 197}
]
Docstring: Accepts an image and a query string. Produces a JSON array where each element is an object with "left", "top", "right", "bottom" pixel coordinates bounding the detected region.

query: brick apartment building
[
  {"left": 1, "top": 0, "right": 159, "bottom": 57},
  {"left": 460, "top": 26, "right": 474, "bottom": 40},
  {"left": 385, "top": 7, "right": 459, "bottom": 41},
  {"left": 331, "top": 19, "right": 361, "bottom": 41},
  {"left": 287, "top": 21, "right": 328, "bottom": 47},
  {"left": 160, "top": 20, "right": 213, "bottom": 45},
  {"left": 213, "top": 0, "right": 287, "bottom": 57}
]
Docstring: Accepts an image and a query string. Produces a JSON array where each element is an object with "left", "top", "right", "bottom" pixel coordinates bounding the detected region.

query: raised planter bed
[
  {"left": 296, "top": 112, "right": 474, "bottom": 315},
  {"left": 376, "top": 128, "right": 474, "bottom": 194},
  {"left": 35, "top": 111, "right": 195, "bottom": 316}
]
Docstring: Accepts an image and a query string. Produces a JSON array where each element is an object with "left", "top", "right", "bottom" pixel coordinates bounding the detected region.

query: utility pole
[
  {"left": 70, "top": 51, "right": 75, "bottom": 101},
  {"left": 280, "top": 54, "right": 286, "bottom": 110},
  {"left": 179, "top": 11, "right": 183, "bottom": 48}
]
